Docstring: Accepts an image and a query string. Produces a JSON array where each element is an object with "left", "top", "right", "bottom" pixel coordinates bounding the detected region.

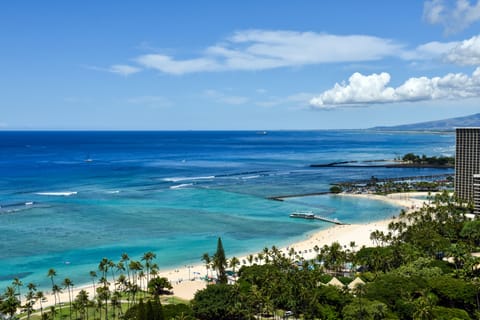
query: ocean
[{"left": 0, "top": 130, "right": 455, "bottom": 290}]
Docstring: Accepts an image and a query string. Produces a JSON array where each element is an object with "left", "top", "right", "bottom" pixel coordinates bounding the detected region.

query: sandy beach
[{"left": 29, "top": 192, "right": 433, "bottom": 308}]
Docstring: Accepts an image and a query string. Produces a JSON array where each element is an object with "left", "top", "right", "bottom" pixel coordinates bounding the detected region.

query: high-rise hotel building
[
  {"left": 474, "top": 174, "right": 480, "bottom": 215},
  {"left": 455, "top": 128, "right": 480, "bottom": 214}
]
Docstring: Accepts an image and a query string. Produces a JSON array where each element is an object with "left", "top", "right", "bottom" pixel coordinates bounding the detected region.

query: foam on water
[
  {"left": 170, "top": 183, "right": 194, "bottom": 189},
  {"left": 162, "top": 176, "right": 215, "bottom": 182},
  {"left": 36, "top": 191, "right": 78, "bottom": 196}
]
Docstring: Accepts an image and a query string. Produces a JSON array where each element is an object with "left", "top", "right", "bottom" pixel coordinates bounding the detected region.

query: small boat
[
  {"left": 256, "top": 131, "right": 268, "bottom": 135},
  {"left": 290, "top": 211, "right": 315, "bottom": 219}
]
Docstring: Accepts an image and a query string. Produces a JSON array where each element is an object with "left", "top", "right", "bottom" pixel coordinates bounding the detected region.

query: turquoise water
[{"left": 0, "top": 131, "right": 454, "bottom": 290}]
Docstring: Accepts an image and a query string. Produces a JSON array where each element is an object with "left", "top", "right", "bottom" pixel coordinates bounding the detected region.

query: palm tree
[
  {"left": 98, "top": 258, "right": 110, "bottom": 280},
  {"left": 89, "top": 270, "right": 97, "bottom": 320},
  {"left": 25, "top": 283, "right": 37, "bottom": 320},
  {"left": 413, "top": 292, "right": 437, "bottom": 320},
  {"left": 288, "top": 247, "right": 295, "bottom": 259},
  {"left": 12, "top": 277, "right": 23, "bottom": 299},
  {"left": 47, "top": 268, "right": 56, "bottom": 287},
  {"left": 323, "top": 242, "right": 346, "bottom": 275},
  {"left": 148, "top": 277, "right": 172, "bottom": 297},
  {"left": 173, "top": 312, "right": 194, "bottom": 320},
  {"left": 127, "top": 282, "right": 139, "bottom": 306},
  {"left": 142, "top": 251, "right": 157, "bottom": 286},
  {"left": 138, "top": 271, "right": 146, "bottom": 293},
  {"left": 111, "top": 291, "right": 122, "bottom": 319},
  {"left": 47, "top": 268, "right": 57, "bottom": 306},
  {"left": 150, "top": 267, "right": 159, "bottom": 279},
  {"left": 62, "top": 277, "right": 74, "bottom": 320},
  {"left": 97, "top": 277, "right": 110, "bottom": 320},
  {"left": 74, "top": 290, "right": 89, "bottom": 320},
  {"left": 3, "top": 286, "right": 20, "bottom": 318},
  {"left": 90, "top": 270, "right": 97, "bottom": 295},
  {"left": 35, "top": 290, "right": 46, "bottom": 318},
  {"left": 49, "top": 306, "right": 58, "bottom": 320},
  {"left": 262, "top": 247, "right": 270, "bottom": 264},
  {"left": 107, "top": 260, "right": 119, "bottom": 319},
  {"left": 116, "top": 261, "right": 125, "bottom": 279},
  {"left": 354, "top": 283, "right": 367, "bottom": 318},
  {"left": 270, "top": 245, "right": 281, "bottom": 264},
  {"left": 201, "top": 252, "right": 211, "bottom": 278},
  {"left": 98, "top": 257, "right": 111, "bottom": 320},
  {"left": 129, "top": 260, "right": 143, "bottom": 287},
  {"left": 52, "top": 284, "right": 62, "bottom": 308},
  {"left": 108, "top": 260, "right": 117, "bottom": 290},
  {"left": 257, "top": 252, "right": 265, "bottom": 265},
  {"left": 95, "top": 297, "right": 103, "bottom": 320},
  {"left": 229, "top": 256, "right": 240, "bottom": 274},
  {"left": 23, "top": 292, "right": 35, "bottom": 320},
  {"left": 247, "top": 254, "right": 254, "bottom": 265},
  {"left": 120, "top": 253, "right": 131, "bottom": 284}
]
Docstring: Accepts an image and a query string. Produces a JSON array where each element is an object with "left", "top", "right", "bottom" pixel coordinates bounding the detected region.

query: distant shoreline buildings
[{"left": 455, "top": 128, "right": 480, "bottom": 214}]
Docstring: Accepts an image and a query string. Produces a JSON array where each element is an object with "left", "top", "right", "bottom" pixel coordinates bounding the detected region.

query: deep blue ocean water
[{"left": 0, "top": 130, "right": 455, "bottom": 290}]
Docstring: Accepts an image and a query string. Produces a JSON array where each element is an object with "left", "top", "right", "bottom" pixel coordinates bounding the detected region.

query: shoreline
[{"left": 26, "top": 192, "right": 433, "bottom": 307}]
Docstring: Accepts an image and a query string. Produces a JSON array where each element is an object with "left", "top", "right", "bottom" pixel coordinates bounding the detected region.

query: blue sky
[{"left": 1, "top": 0, "right": 480, "bottom": 130}]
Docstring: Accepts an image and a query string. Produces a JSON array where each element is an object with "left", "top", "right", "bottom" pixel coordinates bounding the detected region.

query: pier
[
  {"left": 268, "top": 191, "right": 330, "bottom": 201},
  {"left": 289, "top": 212, "right": 346, "bottom": 225}
]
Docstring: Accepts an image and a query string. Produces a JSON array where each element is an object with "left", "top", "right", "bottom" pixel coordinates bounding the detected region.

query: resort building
[
  {"left": 455, "top": 128, "right": 480, "bottom": 211},
  {"left": 474, "top": 174, "right": 480, "bottom": 215}
]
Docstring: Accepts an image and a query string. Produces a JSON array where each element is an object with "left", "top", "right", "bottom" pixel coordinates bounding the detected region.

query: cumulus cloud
[
  {"left": 424, "top": 0, "right": 480, "bottom": 34},
  {"left": 445, "top": 35, "right": 480, "bottom": 65},
  {"left": 310, "top": 67, "right": 480, "bottom": 108},
  {"left": 204, "top": 90, "right": 249, "bottom": 105},
  {"left": 135, "top": 30, "right": 404, "bottom": 74}
]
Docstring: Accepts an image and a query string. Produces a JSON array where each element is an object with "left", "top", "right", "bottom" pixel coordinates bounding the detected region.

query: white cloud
[
  {"left": 204, "top": 90, "right": 249, "bottom": 105},
  {"left": 86, "top": 64, "right": 141, "bottom": 76},
  {"left": 135, "top": 30, "right": 405, "bottom": 74},
  {"left": 403, "top": 40, "right": 460, "bottom": 60},
  {"left": 423, "top": 0, "right": 480, "bottom": 34},
  {"left": 108, "top": 64, "right": 141, "bottom": 76},
  {"left": 136, "top": 55, "right": 219, "bottom": 75},
  {"left": 445, "top": 35, "right": 480, "bottom": 65},
  {"left": 106, "top": 30, "right": 480, "bottom": 75},
  {"left": 310, "top": 67, "right": 480, "bottom": 109}
]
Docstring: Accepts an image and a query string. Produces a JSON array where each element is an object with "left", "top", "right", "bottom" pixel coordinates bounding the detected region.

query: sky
[{"left": 1, "top": 0, "right": 480, "bottom": 130}]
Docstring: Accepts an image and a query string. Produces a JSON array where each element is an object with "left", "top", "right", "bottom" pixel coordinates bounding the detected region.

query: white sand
[{"left": 28, "top": 192, "right": 433, "bottom": 308}]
